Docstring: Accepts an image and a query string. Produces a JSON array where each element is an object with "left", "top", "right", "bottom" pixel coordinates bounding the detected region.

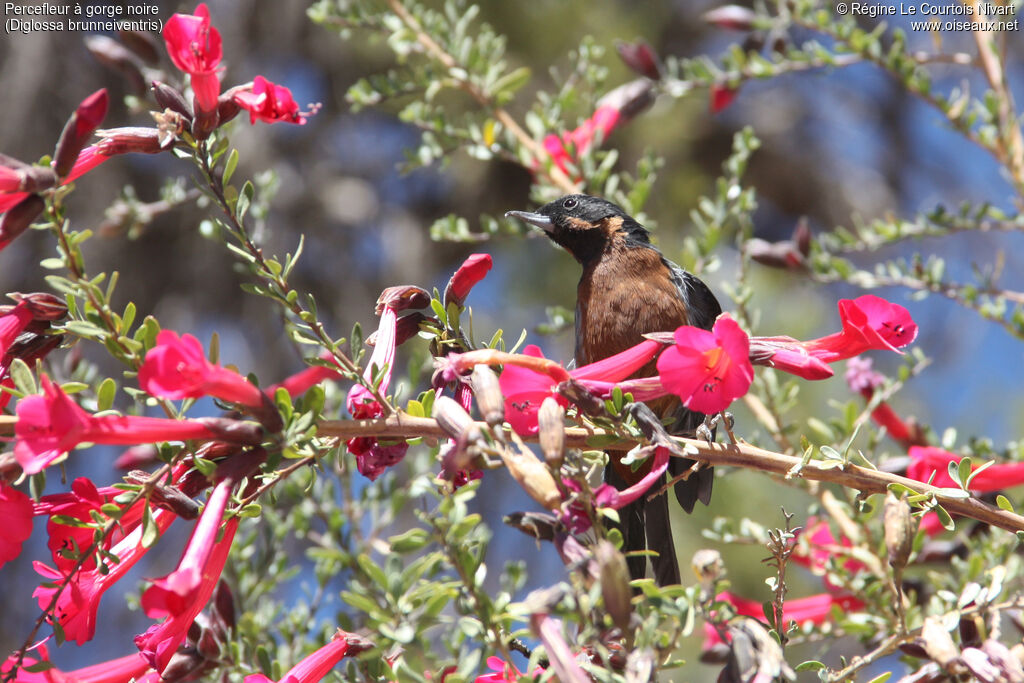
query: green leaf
[
  {"left": 389, "top": 528, "right": 430, "bottom": 553},
  {"left": 237, "top": 181, "right": 254, "bottom": 221},
  {"left": 223, "top": 148, "right": 239, "bottom": 185},
  {"left": 8, "top": 358, "right": 36, "bottom": 395},
  {"left": 996, "top": 494, "right": 1014, "bottom": 512},
  {"left": 96, "top": 378, "right": 117, "bottom": 412},
  {"left": 866, "top": 673, "right": 893, "bottom": 683},
  {"left": 794, "top": 660, "right": 827, "bottom": 672},
  {"left": 141, "top": 503, "right": 159, "bottom": 548}
]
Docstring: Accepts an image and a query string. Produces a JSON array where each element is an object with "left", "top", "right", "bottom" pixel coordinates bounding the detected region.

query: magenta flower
[
  {"left": 137, "top": 479, "right": 239, "bottom": 672},
  {"left": 497, "top": 339, "right": 663, "bottom": 435},
  {"left": 0, "top": 482, "right": 33, "bottom": 570},
  {"left": 232, "top": 76, "right": 315, "bottom": 125},
  {"left": 656, "top": 314, "right": 753, "bottom": 414},
  {"left": 804, "top": 295, "right": 918, "bottom": 362},
  {"left": 474, "top": 656, "right": 540, "bottom": 683},
  {"left": 443, "top": 253, "right": 493, "bottom": 307},
  {"left": 163, "top": 3, "right": 222, "bottom": 114},
  {"left": 14, "top": 375, "right": 239, "bottom": 475},
  {"left": 709, "top": 83, "right": 739, "bottom": 113},
  {"left": 242, "top": 630, "right": 372, "bottom": 683},
  {"left": 34, "top": 507, "right": 177, "bottom": 645},
  {"left": 907, "top": 446, "right": 1024, "bottom": 493},
  {"left": 346, "top": 304, "right": 409, "bottom": 480}
]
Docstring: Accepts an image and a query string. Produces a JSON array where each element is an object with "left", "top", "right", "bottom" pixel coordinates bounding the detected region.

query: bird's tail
[{"left": 605, "top": 465, "right": 681, "bottom": 586}]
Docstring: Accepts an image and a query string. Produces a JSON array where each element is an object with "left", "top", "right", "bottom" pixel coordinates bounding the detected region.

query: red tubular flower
[
  {"left": 474, "top": 656, "right": 541, "bottom": 683},
  {"left": 242, "top": 631, "right": 372, "bottom": 683},
  {"left": 497, "top": 339, "right": 662, "bottom": 435},
  {"left": 845, "top": 357, "right": 921, "bottom": 446},
  {"left": 656, "top": 314, "right": 753, "bottom": 414},
  {"left": 443, "top": 253, "right": 493, "bottom": 308},
  {"left": 163, "top": 3, "right": 222, "bottom": 114},
  {"left": 0, "top": 483, "right": 33, "bottom": 569},
  {"left": 907, "top": 446, "right": 1024, "bottom": 492},
  {"left": 137, "top": 480, "right": 238, "bottom": 672},
  {"left": 791, "top": 517, "right": 865, "bottom": 579},
  {"left": 266, "top": 352, "right": 343, "bottom": 398},
  {"left": 14, "top": 375, "right": 237, "bottom": 475},
  {"left": 139, "top": 330, "right": 265, "bottom": 408},
  {"left": 232, "top": 76, "right": 315, "bottom": 125},
  {"left": 34, "top": 507, "right": 176, "bottom": 645},
  {"left": 709, "top": 83, "right": 739, "bottom": 113}
]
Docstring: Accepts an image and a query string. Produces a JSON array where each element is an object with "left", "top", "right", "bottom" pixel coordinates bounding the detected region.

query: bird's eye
[{"left": 563, "top": 197, "right": 578, "bottom": 209}]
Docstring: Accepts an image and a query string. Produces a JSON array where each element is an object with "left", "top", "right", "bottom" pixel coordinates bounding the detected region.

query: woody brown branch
[{"left": 5, "top": 413, "right": 1022, "bottom": 534}]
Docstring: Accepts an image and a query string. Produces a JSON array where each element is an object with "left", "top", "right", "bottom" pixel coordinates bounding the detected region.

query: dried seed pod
[
  {"left": 884, "top": 492, "right": 915, "bottom": 571},
  {"left": 500, "top": 446, "right": 560, "bottom": 510},
  {"left": 595, "top": 540, "right": 633, "bottom": 633},
  {"left": 471, "top": 365, "right": 504, "bottom": 427},
  {"left": 537, "top": 397, "right": 565, "bottom": 467}
]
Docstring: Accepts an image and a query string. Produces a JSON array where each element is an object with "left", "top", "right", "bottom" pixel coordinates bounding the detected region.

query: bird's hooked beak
[{"left": 505, "top": 210, "right": 553, "bottom": 233}]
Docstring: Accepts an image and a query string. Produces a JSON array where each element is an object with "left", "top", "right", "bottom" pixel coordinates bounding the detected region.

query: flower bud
[
  {"left": 369, "top": 312, "right": 429, "bottom": 348},
  {"left": 191, "top": 107, "right": 220, "bottom": 141},
  {"left": 213, "top": 580, "right": 236, "bottom": 630},
  {"left": 53, "top": 90, "right": 108, "bottom": 178},
  {"left": 614, "top": 40, "right": 661, "bottom": 80},
  {"left": 537, "top": 397, "right": 565, "bottom": 467},
  {"left": 471, "top": 365, "right": 505, "bottom": 427},
  {"left": 123, "top": 471, "right": 201, "bottom": 519},
  {"left": 376, "top": 285, "right": 431, "bottom": 314},
  {"left": 597, "top": 78, "right": 655, "bottom": 122},
  {"left": 595, "top": 540, "right": 633, "bottom": 633},
  {"left": 443, "top": 253, "right": 492, "bottom": 308},
  {"left": 745, "top": 237, "right": 805, "bottom": 270},
  {"left": 152, "top": 81, "right": 193, "bottom": 120},
  {"left": 884, "top": 492, "right": 914, "bottom": 571},
  {"left": 702, "top": 5, "right": 757, "bottom": 31},
  {"left": 10, "top": 292, "right": 67, "bottom": 321},
  {"left": 0, "top": 194, "right": 45, "bottom": 251},
  {"left": 96, "top": 127, "right": 169, "bottom": 155}
]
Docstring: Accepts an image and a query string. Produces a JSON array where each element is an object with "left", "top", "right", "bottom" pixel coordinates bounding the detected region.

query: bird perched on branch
[{"left": 507, "top": 194, "right": 721, "bottom": 585}]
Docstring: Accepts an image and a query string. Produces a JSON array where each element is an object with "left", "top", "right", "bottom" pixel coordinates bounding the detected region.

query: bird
[{"left": 506, "top": 194, "right": 722, "bottom": 585}]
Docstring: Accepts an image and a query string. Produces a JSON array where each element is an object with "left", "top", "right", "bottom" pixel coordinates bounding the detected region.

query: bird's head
[{"left": 505, "top": 194, "right": 650, "bottom": 265}]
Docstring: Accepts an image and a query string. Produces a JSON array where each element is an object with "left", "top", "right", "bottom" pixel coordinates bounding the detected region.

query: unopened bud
[
  {"left": 96, "top": 127, "right": 168, "bottom": 155},
  {"left": 376, "top": 285, "right": 431, "bottom": 314},
  {"left": 745, "top": 237, "right": 805, "bottom": 270},
  {"left": 191, "top": 107, "right": 219, "bottom": 141},
  {"left": 10, "top": 292, "right": 67, "bottom": 321},
  {"left": 214, "top": 580, "right": 236, "bottom": 630},
  {"left": 884, "top": 492, "right": 915, "bottom": 571},
  {"left": 500, "top": 445, "right": 560, "bottom": 510},
  {"left": 368, "top": 312, "right": 429, "bottom": 348},
  {"left": 160, "top": 650, "right": 206, "bottom": 683},
  {"left": 702, "top": 5, "right": 757, "bottom": 31},
  {"left": 537, "top": 397, "right": 565, "bottom": 467},
  {"left": 444, "top": 254, "right": 492, "bottom": 308},
  {"left": 0, "top": 194, "right": 45, "bottom": 250},
  {"left": 53, "top": 89, "right": 108, "bottom": 178},
  {"left": 152, "top": 81, "right": 193, "bottom": 121},
  {"left": 217, "top": 95, "right": 242, "bottom": 127},
  {"left": 4, "top": 333, "right": 61, "bottom": 367},
  {"left": 595, "top": 540, "right": 633, "bottom": 633},
  {"left": 614, "top": 40, "right": 661, "bottom": 80},
  {"left": 471, "top": 366, "right": 504, "bottom": 427},
  {"left": 596, "top": 79, "right": 655, "bottom": 122}
]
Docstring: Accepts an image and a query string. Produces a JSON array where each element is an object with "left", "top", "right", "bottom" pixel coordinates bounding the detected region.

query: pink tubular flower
[
  {"left": 907, "top": 446, "right": 1024, "bottom": 492},
  {"left": 474, "top": 656, "right": 541, "bottom": 683},
  {"left": 497, "top": 339, "right": 663, "bottom": 435},
  {"left": 804, "top": 295, "right": 917, "bottom": 363},
  {"left": 242, "top": 631, "right": 372, "bottom": 683},
  {"left": 792, "top": 517, "right": 865, "bottom": 580},
  {"left": 0, "top": 482, "right": 33, "bottom": 569},
  {"left": 163, "top": 3, "right": 222, "bottom": 114},
  {"left": 34, "top": 507, "right": 176, "bottom": 645},
  {"left": 139, "top": 330, "right": 265, "bottom": 408},
  {"left": 656, "top": 314, "right": 753, "bottom": 414},
  {"left": 1, "top": 644, "right": 153, "bottom": 683},
  {"left": 266, "top": 352, "right": 344, "bottom": 398},
  {"left": 443, "top": 253, "right": 492, "bottom": 308},
  {"left": 137, "top": 479, "right": 238, "bottom": 672},
  {"left": 14, "top": 375, "right": 240, "bottom": 475},
  {"left": 232, "top": 76, "right": 314, "bottom": 125},
  {"left": 346, "top": 304, "right": 409, "bottom": 480}
]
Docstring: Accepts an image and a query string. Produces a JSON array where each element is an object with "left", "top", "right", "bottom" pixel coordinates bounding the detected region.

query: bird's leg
[{"left": 697, "top": 411, "right": 736, "bottom": 444}]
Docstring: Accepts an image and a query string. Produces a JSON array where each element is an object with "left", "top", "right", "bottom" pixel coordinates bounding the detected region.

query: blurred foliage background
[{"left": 1, "top": 0, "right": 1023, "bottom": 678}]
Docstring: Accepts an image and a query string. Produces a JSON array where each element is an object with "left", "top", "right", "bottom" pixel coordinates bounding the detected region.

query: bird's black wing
[{"left": 663, "top": 257, "right": 722, "bottom": 512}]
